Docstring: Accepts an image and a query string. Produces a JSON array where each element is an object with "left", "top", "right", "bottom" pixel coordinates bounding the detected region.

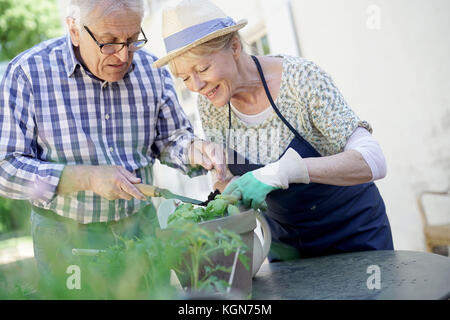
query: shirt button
[
  {"left": 311, "top": 205, "right": 317, "bottom": 210},
  {"left": 109, "top": 147, "right": 114, "bottom": 152},
  {"left": 105, "top": 114, "right": 110, "bottom": 120}
]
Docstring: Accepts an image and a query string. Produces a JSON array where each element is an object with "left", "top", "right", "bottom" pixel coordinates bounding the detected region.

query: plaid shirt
[{"left": 0, "top": 35, "right": 197, "bottom": 224}]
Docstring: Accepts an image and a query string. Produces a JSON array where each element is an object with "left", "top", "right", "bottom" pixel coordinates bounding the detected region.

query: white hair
[{"left": 67, "top": 0, "right": 145, "bottom": 29}]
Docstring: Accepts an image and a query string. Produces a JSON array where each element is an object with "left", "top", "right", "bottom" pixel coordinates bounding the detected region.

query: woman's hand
[
  {"left": 187, "top": 140, "right": 227, "bottom": 181},
  {"left": 213, "top": 174, "right": 239, "bottom": 193},
  {"left": 223, "top": 148, "right": 310, "bottom": 210},
  {"left": 223, "top": 172, "right": 278, "bottom": 210}
]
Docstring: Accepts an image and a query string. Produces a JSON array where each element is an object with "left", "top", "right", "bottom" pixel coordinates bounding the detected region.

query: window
[
  {"left": 146, "top": 0, "right": 166, "bottom": 13},
  {"left": 243, "top": 23, "right": 271, "bottom": 56},
  {"left": 249, "top": 34, "right": 271, "bottom": 55}
]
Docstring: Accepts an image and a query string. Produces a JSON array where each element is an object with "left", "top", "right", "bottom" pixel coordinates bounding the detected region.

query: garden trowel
[{"left": 136, "top": 183, "right": 205, "bottom": 206}]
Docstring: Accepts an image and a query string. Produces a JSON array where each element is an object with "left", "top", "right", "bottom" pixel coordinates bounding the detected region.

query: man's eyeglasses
[{"left": 84, "top": 26, "right": 148, "bottom": 55}]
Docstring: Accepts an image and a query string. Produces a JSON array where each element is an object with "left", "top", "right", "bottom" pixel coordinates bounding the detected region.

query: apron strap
[
  {"left": 225, "top": 55, "right": 309, "bottom": 172},
  {"left": 250, "top": 55, "right": 304, "bottom": 143}
]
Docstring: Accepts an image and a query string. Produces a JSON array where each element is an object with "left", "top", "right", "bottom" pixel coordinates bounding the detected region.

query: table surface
[{"left": 252, "top": 250, "right": 450, "bottom": 300}]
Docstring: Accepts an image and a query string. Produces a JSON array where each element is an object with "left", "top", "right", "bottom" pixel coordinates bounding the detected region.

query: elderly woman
[{"left": 154, "top": 0, "right": 393, "bottom": 260}]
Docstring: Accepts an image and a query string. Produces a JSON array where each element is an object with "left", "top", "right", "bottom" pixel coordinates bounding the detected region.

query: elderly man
[{"left": 0, "top": 0, "right": 224, "bottom": 294}]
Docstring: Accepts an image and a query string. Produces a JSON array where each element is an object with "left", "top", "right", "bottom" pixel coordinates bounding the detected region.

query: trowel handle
[{"left": 136, "top": 184, "right": 160, "bottom": 197}]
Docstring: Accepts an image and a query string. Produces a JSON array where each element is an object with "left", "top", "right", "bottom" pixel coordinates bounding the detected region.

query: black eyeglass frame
[{"left": 83, "top": 26, "right": 148, "bottom": 54}]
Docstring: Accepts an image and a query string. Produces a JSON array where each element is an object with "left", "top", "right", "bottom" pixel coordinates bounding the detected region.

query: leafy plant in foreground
[
  {"left": 165, "top": 223, "right": 249, "bottom": 294},
  {"left": 27, "top": 222, "right": 249, "bottom": 299}
]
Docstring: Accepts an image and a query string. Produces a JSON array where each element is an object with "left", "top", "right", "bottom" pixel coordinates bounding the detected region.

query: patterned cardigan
[{"left": 197, "top": 55, "right": 372, "bottom": 165}]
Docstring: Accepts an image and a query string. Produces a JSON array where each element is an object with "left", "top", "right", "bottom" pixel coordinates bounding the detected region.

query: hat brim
[{"left": 153, "top": 19, "right": 248, "bottom": 68}]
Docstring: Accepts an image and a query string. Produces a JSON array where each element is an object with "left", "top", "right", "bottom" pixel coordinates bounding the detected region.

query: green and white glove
[{"left": 223, "top": 148, "right": 310, "bottom": 210}]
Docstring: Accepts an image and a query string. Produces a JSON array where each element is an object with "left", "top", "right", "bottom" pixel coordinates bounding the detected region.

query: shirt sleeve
[
  {"left": 304, "top": 61, "right": 372, "bottom": 154},
  {"left": 151, "top": 67, "right": 204, "bottom": 177},
  {"left": 0, "top": 64, "right": 65, "bottom": 206},
  {"left": 344, "top": 127, "right": 387, "bottom": 181}
]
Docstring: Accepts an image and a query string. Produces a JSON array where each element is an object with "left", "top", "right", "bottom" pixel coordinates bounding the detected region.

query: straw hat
[{"left": 153, "top": 0, "right": 247, "bottom": 68}]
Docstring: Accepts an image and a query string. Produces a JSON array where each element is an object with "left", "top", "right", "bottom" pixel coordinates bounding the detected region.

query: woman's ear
[
  {"left": 231, "top": 36, "right": 242, "bottom": 61},
  {"left": 66, "top": 17, "right": 80, "bottom": 47}
]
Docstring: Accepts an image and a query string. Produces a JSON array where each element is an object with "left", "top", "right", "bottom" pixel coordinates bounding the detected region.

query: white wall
[
  {"left": 260, "top": 0, "right": 301, "bottom": 57},
  {"left": 287, "top": 0, "right": 450, "bottom": 251}
]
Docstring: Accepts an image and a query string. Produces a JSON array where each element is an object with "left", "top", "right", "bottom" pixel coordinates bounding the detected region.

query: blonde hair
[{"left": 169, "top": 31, "right": 243, "bottom": 75}]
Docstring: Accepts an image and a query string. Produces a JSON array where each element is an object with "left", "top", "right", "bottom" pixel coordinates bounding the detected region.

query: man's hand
[
  {"left": 57, "top": 165, "right": 146, "bottom": 201},
  {"left": 87, "top": 165, "right": 146, "bottom": 201},
  {"left": 187, "top": 140, "right": 227, "bottom": 181}
]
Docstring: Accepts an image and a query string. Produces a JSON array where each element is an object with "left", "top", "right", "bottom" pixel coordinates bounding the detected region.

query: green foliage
[
  {"left": 227, "top": 204, "right": 240, "bottom": 216},
  {"left": 0, "top": 0, "right": 63, "bottom": 61},
  {"left": 1, "top": 222, "right": 248, "bottom": 299},
  {"left": 0, "top": 257, "right": 39, "bottom": 299},
  {"left": 167, "top": 194, "right": 240, "bottom": 226},
  {"left": 186, "top": 165, "right": 205, "bottom": 177},
  {"left": 0, "top": 193, "right": 248, "bottom": 299},
  {"left": 163, "top": 223, "right": 248, "bottom": 294},
  {"left": 0, "top": 197, "right": 31, "bottom": 234},
  {"left": 164, "top": 196, "right": 249, "bottom": 295},
  {"left": 205, "top": 197, "right": 228, "bottom": 217},
  {"left": 76, "top": 235, "right": 177, "bottom": 299}
]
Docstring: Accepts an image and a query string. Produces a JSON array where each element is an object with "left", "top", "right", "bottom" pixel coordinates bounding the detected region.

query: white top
[
  {"left": 200, "top": 55, "right": 386, "bottom": 182},
  {"left": 344, "top": 127, "right": 387, "bottom": 181},
  {"left": 230, "top": 103, "right": 274, "bottom": 125},
  {"left": 232, "top": 105, "right": 386, "bottom": 181}
]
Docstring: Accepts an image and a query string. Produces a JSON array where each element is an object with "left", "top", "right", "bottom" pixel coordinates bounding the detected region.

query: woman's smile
[{"left": 204, "top": 85, "right": 220, "bottom": 100}]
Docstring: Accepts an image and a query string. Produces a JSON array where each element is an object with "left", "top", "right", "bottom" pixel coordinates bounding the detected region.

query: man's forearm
[{"left": 56, "top": 165, "right": 92, "bottom": 195}]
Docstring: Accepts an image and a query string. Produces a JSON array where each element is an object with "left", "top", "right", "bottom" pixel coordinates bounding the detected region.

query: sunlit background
[{"left": 0, "top": 0, "right": 449, "bottom": 298}]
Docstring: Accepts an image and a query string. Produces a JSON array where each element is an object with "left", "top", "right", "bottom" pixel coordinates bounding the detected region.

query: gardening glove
[{"left": 223, "top": 148, "right": 310, "bottom": 210}]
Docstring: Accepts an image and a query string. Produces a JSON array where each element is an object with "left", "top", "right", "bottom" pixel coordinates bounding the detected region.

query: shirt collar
[
  {"left": 64, "top": 33, "right": 81, "bottom": 77},
  {"left": 64, "top": 34, "right": 137, "bottom": 80}
]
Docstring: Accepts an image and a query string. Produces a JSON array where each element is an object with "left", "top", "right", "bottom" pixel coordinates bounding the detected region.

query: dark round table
[{"left": 252, "top": 250, "right": 450, "bottom": 300}]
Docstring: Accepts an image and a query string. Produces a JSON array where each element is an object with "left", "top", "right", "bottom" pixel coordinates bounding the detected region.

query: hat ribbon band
[{"left": 164, "top": 17, "right": 236, "bottom": 53}]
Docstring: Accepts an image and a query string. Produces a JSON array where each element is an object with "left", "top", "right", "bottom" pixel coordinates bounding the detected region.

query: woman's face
[{"left": 172, "top": 47, "right": 238, "bottom": 107}]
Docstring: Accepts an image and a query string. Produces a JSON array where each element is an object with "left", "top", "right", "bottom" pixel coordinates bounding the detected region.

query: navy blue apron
[{"left": 227, "top": 56, "right": 393, "bottom": 261}]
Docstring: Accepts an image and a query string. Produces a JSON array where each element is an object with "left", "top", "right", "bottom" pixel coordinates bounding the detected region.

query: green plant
[
  {"left": 0, "top": 194, "right": 249, "bottom": 299},
  {"left": 0, "top": 0, "right": 63, "bottom": 61},
  {"left": 167, "top": 194, "right": 240, "bottom": 226},
  {"left": 84, "top": 235, "right": 178, "bottom": 299},
  {"left": 164, "top": 223, "right": 249, "bottom": 294},
  {"left": 0, "top": 197, "right": 31, "bottom": 234},
  {"left": 21, "top": 222, "right": 248, "bottom": 299}
]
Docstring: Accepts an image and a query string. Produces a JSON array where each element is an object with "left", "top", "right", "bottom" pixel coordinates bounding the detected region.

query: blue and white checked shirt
[{"left": 0, "top": 35, "right": 198, "bottom": 223}]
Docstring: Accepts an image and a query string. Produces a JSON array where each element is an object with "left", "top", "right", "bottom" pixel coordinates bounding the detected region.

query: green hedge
[
  {"left": 0, "top": 0, "right": 63, "bottom": 61},
  {"left": 0, "top": 0, "right": 63, "bottom": 234},
  {"left": 0, "top": 197, "right": 31, "bottom": 235}
]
